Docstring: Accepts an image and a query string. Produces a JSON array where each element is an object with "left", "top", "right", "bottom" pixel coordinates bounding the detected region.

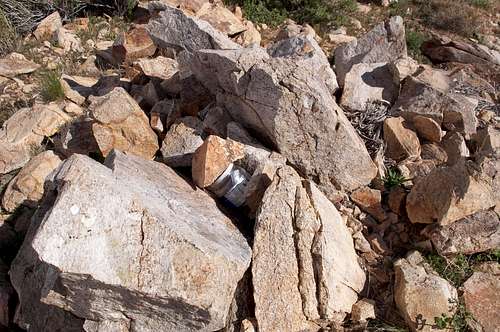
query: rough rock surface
[
  {"left": 135, "top": 56, "right": 179, "bottom": 80},
  {"left": 0, "top": 104, "right": 71, "bottom": 174},
  {"left": 463, "top": 263, "right": 500, "bottom": 332},
  {"left": 192, "top": 135, "right": 245, "bottom": 188},
  {"left": 33, "top": 11, "right": 62, "bottom": 40},
  {"left": 88, "top": 87, "right": 159, "bottom": 159},
  {"left": 394, "top": 251, "right": 458, "bottom": 332},
  {"left": 2, "top": 150, "right": 62, "bottom": 212},
  {"left": 413, "top": 115, "right": 443, "bottom": 143},
  {"left": 160, "top": 117, "right": 204, "bottom": 167},
  {"left": 191, "top": 42, "right": 377, "bottom": 191},
  {"left": 196, "top": 3, "right": 246, "bottom": 36},
  {"left": 0, "top": 53, "right": 41, "bottom": 78},
  {"left": 334, "top": 16, "right": 407, "bottom": 87},
  {"left": 430, "top": 210, "right": 500, "bottom": 256},
  {"left": 340, "top": 62, "right": 399, "bottom": 111},
  {"left": 252, "top": 166, "right": 366, "bottom": 330},
  {"left": 383, "top": 117, "right": 421, "bottom": 161},
  {"left": 10, "top": 151, "right": 252, "bottom": 332},
  {"left": 406, "top": 160, "right": 495, "bottom": 225},
  {"left": 351, "top": 187, "right": 386, "bottom": 222},
  {"left": 112, "top": 27, "right": 156, "bottom": 63}
]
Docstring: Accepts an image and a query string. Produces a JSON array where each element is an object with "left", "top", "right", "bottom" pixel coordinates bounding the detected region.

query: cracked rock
[{"left": 10, "top": 151, "right": 251, "bottom": 331}]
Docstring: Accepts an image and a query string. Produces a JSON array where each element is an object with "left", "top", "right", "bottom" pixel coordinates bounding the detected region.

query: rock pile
[{"left": 0, "top": 1, "right": 498, "bottom": 332}]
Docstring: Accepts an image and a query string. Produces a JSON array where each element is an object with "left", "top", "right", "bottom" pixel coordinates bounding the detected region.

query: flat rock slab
[
  {"left": 0, "top": 53, "right": 40, "bottom": 78},
  {"left": 10, "top": 151, "right": 252, "bottom": 331}
]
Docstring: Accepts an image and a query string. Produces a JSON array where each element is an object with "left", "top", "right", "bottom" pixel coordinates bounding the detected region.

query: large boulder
[
  {"left": 0, "top": 53, "right": 40, "bottom": 78},
  {"left": 0, "top": 104, "right": 71, "bottom": 175},
  {"left": 191, "top": 42, "right": 377, "bottom": 192},
  {"left": 10, "top": 151, "right": 252, "bottom": 331},
  {"left": 1, "top": 150, "right": 62, "bottom": 212},
  {"left": 406, "top": 160, "right": 495, "bottom": 225},
  {"left": 88, "top": 87, "right": 159, "bottom": 159},
  {"left": 394, "top": 251, "right": 458, "bottom": 332},
  {"left": 195, "top": 3, "right": 246, "bottom": 36},
  {"left": 429, "top": 210, "right": 499, "bottom": 256},
  {"left": 252, "top": 166, "right": 366, "bottom": 330},
  {"left": 334, "top": 16, "right": 407, "bottom": 87}
]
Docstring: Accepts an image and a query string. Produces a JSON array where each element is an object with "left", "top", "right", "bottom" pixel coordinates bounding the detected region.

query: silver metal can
[{"left": 208, "top": 163, "right": 250, "bottom": 207}]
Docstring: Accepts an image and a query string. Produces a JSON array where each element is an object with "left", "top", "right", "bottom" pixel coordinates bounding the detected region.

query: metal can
[{"left": 208, "top": 163, "right": 250, "bottom": 207}]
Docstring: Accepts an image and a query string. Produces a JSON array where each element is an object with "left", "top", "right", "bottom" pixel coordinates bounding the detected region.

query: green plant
[
  {"left": 469, "top": 0, "right": 490, "bottom": 8},
  {"left": 433, "top": 301, "right": 473, "bottom": 331},
  {"left": 39, "top": 70, "right": 65, "bottom": 102},
  {"left": 389, "top": 0, "right": 411, "bottom": 17},
  {"left": 406, "top": 29, "right": 426, "bottom": 60},
  {"left": 383, "top": 168, "right": 410, "bottom": 189}
]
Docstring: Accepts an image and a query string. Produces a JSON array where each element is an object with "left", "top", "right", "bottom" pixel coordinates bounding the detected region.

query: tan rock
[
  {"left": 192, "top": 135, "right": 244, "bottom": 188},
  {"left": 421, "top": 143, "right": 448, "bottom": 166},
  {"left": 234, "top": 21, "right": 261, "bottom": 46},
  {"left": 240, "top": 318, "right": 257, "bottom": 332},
  {"left": 406, "top": 161, "right": 495, "bottom": 225},
  {"left": 351, "top": 187, "right": 386, "bottom": 222},
  {"left": 0, "top": 53, "right": 40, "bottom": 78},
  {"left": 413, "top": 115, "right": 443, "bottom": 142},
  {"left": 2, "top": 150, "right": 62, "bottom": 212},
  {"left": 88, "top": 87, "right": 159, "bottom": 159},
  {"left": 112, "top": 27, "right": 156, "bottom": 63},
  {"left": 463, "top": 263, "right": 500, "bottom": 332},
  {"left": 64, "top": 102, "right": 84, "bottom": 117},
  {"left": 388, "top": 186, "right": 407, "bottom": 215},
  {"left": 384, "top": 117, "right": 421, "bottom": 161},
  {"left": 0, "top": 104, "right": 70, "bottom": 174},
  {"left": 390, "top": 57, "right": 419, "bottom": 82},
  {"left": 196, "top": 3, "right": 246, "bottom": 36},
  {"left": 413, "top": 66, "right": 451, "bottom": 93},
  {"left": 134, "top": 56, "right": 178, "bottom": 80},
  {"left": 351, "top": 298, "right": 376, "bottom": 322},
  {"left": 160, "top": 117, "right": 204, "bottom": 168},
  {"left": 56, "top": 27, "right": 83, "bottom": 53},
  {"left": 60, "top": 78, "right": 85, "bottom": 105},
  {"left": 150, "top": 112, "right": 164, "bottom": 133},
  {"left": 440, "top": 132, "right": 469, "bottom": 165},
  {"left": 151, "top": 99, "right": 181, "bottom": 130},
  {"left": 33, "top": 11, "right": 62, "bottom": 41},
  {"left": 394, "top": 251, "right": 458, "bottom": 332}
]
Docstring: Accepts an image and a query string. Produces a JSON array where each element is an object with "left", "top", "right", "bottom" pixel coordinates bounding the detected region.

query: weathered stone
[
  {"left": 201, "top": 105, "right": 232, "bottom": 137},
  {"left": 422, "top": 35, "right": 500, "bottom": 66},
  {"left": 253, "top": 166, "right": 366, "bottom": 329},
  {"left": 233, "top": 21, "right": 261, "bottom": 47},
  {"left": 2, "top": 150, "right": 62, "bottom": 212},
  {"left": 463, "top": 263, "right": 500, "bottom": 332},
  {"left": 383, "top": 117, "right": 421, "bottom": 161},
  {"left": 60, "top": 78, "right": 86, "bottom": 105},
  {"left": 421, "top": 143, "right": 448, "bottom": 165},
  {"left": 334, "top": 16, "right": 407, "bottom": 87},
  {"left": 398, "top": 159, "right": 436, "bottom": 183},
  {"left": 112, "top": 27, "right": 156, "bottom": 63},
  {"left": 441, "top": 94, "right": 478, "bottom": 137},
  {"left": 440, "top": 132, "right": 469, "bottom": 166},
  {"left": 0, "top": 104, "right": 70, "bottom": 174},
  {"left": 150, "top": 112, "right": 164, "bottom": 133},
  {"left": 388, "top": 186, "right": 407, "bottom": 215},
  {"left": 0, "top": 53, "right": 41, "bottom": 78},
  {"left": 406, "top": 160, "right": 495, "bottom": 225},
  {"left": 56, "top": 27, "right": 84, "bottom": 53},
  {"left": 33, "top": 11, "right": 62, "bottom": 40},
  {"left": 412, "top": 65, "right": 451, "bottom": 92},
  {"left": 390, "top": 57, "right": 419, "bottom": 82},
  {"left": 191, "top": 44, "right": 377, "bottom": 191},
  {"left": 64, "top": 102, "right": 85, "bottom": 117},
  {"left": 340, "top": 62, "right": 399, "bottom": 111},
  {"left": 179, "top": 75, "right": 214, "bottom": 116},
  {"left": 147, "top": 4, "right": 240, "bottom": 55},
  {"left": 351, "top": 187, "right": 386, "bottom": 222},
  {"left": 0, "top": 258, "right": 14, "bottom": 328},
  {"left": 430, "top": 210, "right": 500, "bottom": 256},
  {"left": 151, "top": 0, "right": 209, "bottom": 14},
  {"left": 239, "top": 318, "right": 256, "bottom": 332},
  {"left": 10, "top": 151, "right": 252, "bottom": 331},
  {"left": 88, "top": 87, "right": 159, "bottom": 159},
  {"left": 394, "top": 251, "right": 458, "bottom": 332},
  {"left": 413, "top": 115, "right": 443, "bottom": 143},
  {"left": 351, "top": 298, "right": 376, "bottom": 323},
  {"left": 196, "top": 3, "right": 246, "bottom": 36},
  {"left": 151, "top": 99, "right": 181, "bottom": 130},
  {"left": 134, "top": 56, "right": 178, "bottom": 80},
  {"left": 160, "top": 117, "right": 204, "bottom": 167},
  {"left": 54, "top": 117, "right": 100, "bottom": 157},
  {"left": 83, "top": 319, "right": 130, "bottom": 332},
  {"left": 192, "top": 135, "right": 245, "bottom": 188},
  {"left": 226, "top": 122, "right": 261, "bottom": 146}
]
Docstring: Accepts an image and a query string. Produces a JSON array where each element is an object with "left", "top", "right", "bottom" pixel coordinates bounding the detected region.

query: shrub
[
  {"left": 383, "top": 168, "right": 410, "bottom": 188},
  {"left": 39, "top": 70, "right": 65, "bottom": 102},
  {"left": 0, "top": 8, "right": 16, "bottom": 56},
  {"left": 469, "top": 0, "right": 490, "bottom": 8},
  {"left": 406, "top": 29, "right": 426, "bottom": 61}
]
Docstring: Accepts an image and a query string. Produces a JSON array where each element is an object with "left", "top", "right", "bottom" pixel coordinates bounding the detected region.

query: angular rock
[
  {"left": 88, "top": 87, "right": 159, "bottom": 159},
  {"left": 413, "top": 115, "right": 443, "bottom": 143},
  {"left": 134, "top": 56, "right": 178, "bottom": 80},
  {"left": 56, "top": 27, "right": 84, "bottom": 53},
  {"left": 201, "top": 105, "right": 232, "bottom": 137},
  {"left": 340, "top": 62, "right": 399, "bottom": 111},
  {"left": 191, "top": 44, "right": 377, "bottom": 191},
  {"left": 147, "top": 5, "right": 240, "bottom": 55},
  {"left": 412, "top": 66, "right": 451, "bottom": 92},
  {"left": 54, "top": 117, "right": 100, "bottom": 157},
  {"left": 2, "top": 150, "right": 62, "bottom": 212},
  {"left": 33, "top": 11, "right": 62, "bottom": 40},
  {"left": 60, "top": 78, "right": 86, "bottom": 105},
  {"left": 151, "top": 0, "right": 209, "bottom": 14},
  {"left": 10, "top": 151, "right": 252, "bottom": 331},
  {"left": 253, "top": 166, "right": 366, "bottom": 329},
  {"left": 390, "top": 57, "right": 419, "bottom": 82},
  {"left": 150, "top": 111, "right": 164, "bottom": 133},
  {"left": 334, "top": 16, "right": 407, "bottom": 87},
  {"left": 406, "top": 160, "right": 495, "bottom": 225},
  {"left": 421, "top": 143, "right": 448, "bottom": 166},
  {"left": 0, "top": 53, "right": 41, "bottom": 78},
  {"left": 160, "top": 117, "right": 204, "bottom": 167},
  {"left": 422, "top": 36, "right": 500, "bottom": 66},
  {"left": 383, "top": 117, "right": 421, "bottom": 161},
  {"left": 430, "top": 210, "right": 500, "bottom": 256},
  {"left": 151, "top": 99, "right": 181, "bottom": 130},
  {"left": 388, "top": 186, "right": 407, "bottom": 215},
  {"left": 351, "top": 187, "right": 386, "bottom": 222},
  {"left": 440, "top": 132, "right": 469, "bottom": 165},
  {"left": 351, "top": 298, "right": 376, "bottom": 323},
  {"left": 441, "top": 94, "right": 478, "bottom": 137},
  {"left": 192, "top": 135, "right": 244, "bottom": 188},
  {"left": 112, "top": 27, "right": 156, "bottom": 63},
  {"left": 196, "top": 3, "right": 246, "bottom": 36},
  {"left": 233, "top": 21, "right": 261, "bottom": 47},
  {"left": 394, "top": 251, "right": 458, "bottom": 332},
  {"left": 463, "top": 263, "right": 500, "bottom": 332},
  {"left": 0, "top": 104, "right": 70, "bottom": 174}
]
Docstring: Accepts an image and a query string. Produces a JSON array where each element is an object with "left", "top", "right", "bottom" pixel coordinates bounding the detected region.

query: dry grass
[{"left": 0, "top": 8, "right": 16, "bottom": 56}]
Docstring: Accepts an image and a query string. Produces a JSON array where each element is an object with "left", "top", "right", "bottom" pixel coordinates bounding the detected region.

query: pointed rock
[
  {"left": 160, "top": 117, "right": 204, "bottom": 167},
  {"left": 383, "top": 117, "right": 421, "bottom": 161}
]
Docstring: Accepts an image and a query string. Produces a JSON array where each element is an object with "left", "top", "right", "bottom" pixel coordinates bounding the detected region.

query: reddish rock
[
  {"left": 351, "top": 187, "right": 386, "bottom": 222},
  {"left": 112, "top": 27, "right": 156, "bottom": 63},
  {"left": 384, "top": 117, "right": 421, "bottom": 161}
]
